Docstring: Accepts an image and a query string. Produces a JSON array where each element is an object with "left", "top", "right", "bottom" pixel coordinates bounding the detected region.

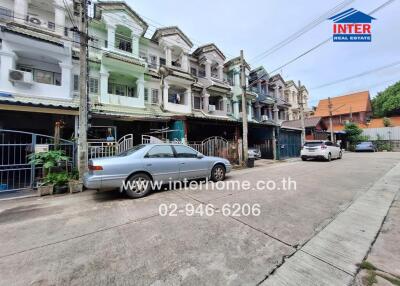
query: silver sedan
[{"left": 84, "top": 143, "right": 232, "bottom": 198}]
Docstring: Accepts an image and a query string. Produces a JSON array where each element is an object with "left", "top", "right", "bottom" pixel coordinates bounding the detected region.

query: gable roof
[
  {"left": 192, "top": 43, "right": 225, "bottom": 60},
  {"left": 314, "top": 91, "right": 371, "bottom": 117},
  {"left": 224, "top": 56, "right": 251, "bottom": 70},
  {"left": 94, "top": 1, "right": 148, "bottom": 35},
  {"left": 282, "top": 117, "right": 325, "bottom": 129},
  {"left": 151, "top": 26, "right": 193, "bottom": 48},
  {"left": 285, "top": 80, "right": 299, "bottom": 90},
  {"left": 269, "top": 74, "right": 285, "bottom": 85},
  {"left": 328, "top": 8, "right": 376, "bottom": 23}
]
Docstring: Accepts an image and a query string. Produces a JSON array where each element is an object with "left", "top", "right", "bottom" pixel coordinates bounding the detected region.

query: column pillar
[
  {"left": 256, "top": 104, "right": 261, "bottom": 121},
  {"left": 273, "top": 106, "right": 279, "bottom": 123},
  {"left": 59, "top": 62, "right": 73, "bottom": 96},
  {"left": 136, "top": 76, "right": 145, "bottom": 106},
  {"left": 131, "top": 34, "right": 139, "bottom": 58},
  {"left": 247, "top": 100, "right": 252, "bottom": 121},
  {"left": 268, "top": 106, "right": 273, "bottom": 120},
  {"left": 14, "top": 0, "right": 28, "bottom": 24},
  {"left": 99, "top": 68, "right": 109, "bottom": 104},
  {"left": 186, "top": 88, "right": 192, "bottom": 111},
  {"left": 233, "top": 100, "right": 239, "bottom": 118},
  {"left": 54, "top": 4, "right": 65, "bottom": 35},
  {"left": 217, "top": 64, "right": 224, "bottom": 80},
  {"left": 222, "top": 97, "right": 228, "bottom": 113},
  {"left": 163, "top": 82, "right": 169, "bottom": 107},
  {"left": 257, "top": 81, "right": 262, "bottom": 94},
  {"left": 107, "top": 24, "right": 116, "bottom": 50},
  {"left": 203, "top": 93, "right": 210, "bottom": 112},
  {"left": 204, "top": 59, "right": 212, "bottom": 79},
  {"left": 181, "top": 52, "right": 189, "bottom": 72},
  {"left": 164, "top": 47, "right": 172, "bottom": 67},
  {"left": 0, "top": 51, "right": 16, "bottom": 91}
]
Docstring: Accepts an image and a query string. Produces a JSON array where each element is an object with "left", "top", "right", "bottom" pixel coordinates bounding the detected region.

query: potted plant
[
  {"left": 68, "top": 169, "right": 83, "bottom": 193},
  {"left": 36, "top": 180, "right": 54, "bottom": 196},
  {"left": 28, "top": 150, "right": 69, "bottom": 196},
  {"left": 46, "top": 172, "right": 69, "bottom": 194}
]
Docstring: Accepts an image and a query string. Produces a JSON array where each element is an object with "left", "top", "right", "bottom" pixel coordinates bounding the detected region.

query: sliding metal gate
[{"left": 0, "top": 129, "right": 75, "bottom": 193}]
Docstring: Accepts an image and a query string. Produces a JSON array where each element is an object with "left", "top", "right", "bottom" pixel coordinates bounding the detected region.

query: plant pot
[
  {"left": 53, "top": 185, "right": 68, "bottom": 194},
  {"left": 68, "top": 180, "right": 83, "bottom": 193},
  {"left": 37, "top": 184, "right": 54, "bottom": 196}
]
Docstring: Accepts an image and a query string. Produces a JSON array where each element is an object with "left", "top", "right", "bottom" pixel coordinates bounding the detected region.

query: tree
[
  {"left": 372, "top": 81, "right": 400, "bottom": 117},
  {"left": 344, "top": 122, "right": 368, "bottom": 150}
]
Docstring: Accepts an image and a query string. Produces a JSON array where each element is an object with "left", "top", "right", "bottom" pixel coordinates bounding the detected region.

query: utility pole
[
  {"left": 328, "top": 97, "right": 334, "bottom": 142},
  {"left": 298, "top": 80, "right": 305, "bottom": 145},
  {"left": 240, "top": 50, "right": 248, "bottom": 166},
  {"left": 78, "top": 0, "right": 88, "bottom": 180}
]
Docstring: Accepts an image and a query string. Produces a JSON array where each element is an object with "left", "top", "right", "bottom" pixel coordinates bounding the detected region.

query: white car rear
[{"left": 301, "top": 140, "right": 342, "bottom": 161}]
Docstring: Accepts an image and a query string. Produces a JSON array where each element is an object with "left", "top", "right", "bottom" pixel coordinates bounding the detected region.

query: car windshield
[
  {"left": 360, "top": 142, "right": 372, "bottom": 145},
  {"left": 304, "top": 141, "right": 323, "bottom": 147},
  {"left": 117, "top": 144, "right": 146, "bottom": 156}
]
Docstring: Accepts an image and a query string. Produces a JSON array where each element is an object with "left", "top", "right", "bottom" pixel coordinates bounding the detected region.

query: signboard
[{"left": 35, "top": 144, "right": 49, "bottom": 153}]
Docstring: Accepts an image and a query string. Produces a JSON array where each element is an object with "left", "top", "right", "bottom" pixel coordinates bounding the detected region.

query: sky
[{"left": 126, "top": 0, "right": 400, "bottom": 107}]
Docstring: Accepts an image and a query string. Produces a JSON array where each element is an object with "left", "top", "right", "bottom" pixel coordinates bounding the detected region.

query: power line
[
  {"left": 246, "top": 0, "right": 396, "bottom": 91},
  {"left": 268, "top": 0, "right": 396, "bottom": 74},
  {"left": 62, "top": 0, "right": 78, "bottom": 29},
  {"left": 249, "top": 0, "right": 354, "bottom": 64},
  {"left": 311, "top": 60, "right": 400, "bottom": 89}
]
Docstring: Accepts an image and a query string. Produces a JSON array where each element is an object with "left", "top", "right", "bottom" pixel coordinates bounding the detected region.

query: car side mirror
[{"left": 197, "top": 153, "right": 204, "bottom": 159}]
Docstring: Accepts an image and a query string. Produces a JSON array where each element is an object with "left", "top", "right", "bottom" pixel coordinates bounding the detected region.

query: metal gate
[
  {"left": 278, "top": 128, "right": 301, "bottom": 159},
  {"left": 188, "top": 136, "right": 238, "bottom": 163},
  {"left": 0, "top": 129, "right": 75, "bottom": 193}
]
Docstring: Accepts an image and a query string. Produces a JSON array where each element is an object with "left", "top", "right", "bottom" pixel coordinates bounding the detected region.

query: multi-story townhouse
[
  {"left": 285, "top": 80, "right": 300, "bottom": 120},
  {"left": 224, "top": 56, "right": 257, "bottom": 122},
  {"left": 268, "top": 74, "right": 290, "bottom": 122},
  {"left": 0, "top": 0, "right": 78, "bottom": 136},
  {"left": 248, "top": 66, "right": 275, "bottom": 122}
]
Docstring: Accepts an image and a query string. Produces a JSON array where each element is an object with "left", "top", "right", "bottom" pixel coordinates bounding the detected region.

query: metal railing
[
  {"left": 88, "top": 141, "right": 117, "bottom": 159},
  {"left": 117, "top": 134, "right": 133, "bottom": 154}
]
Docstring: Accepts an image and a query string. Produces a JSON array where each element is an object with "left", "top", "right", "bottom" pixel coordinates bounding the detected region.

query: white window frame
[{"left": 89, "top": 77, "right": 99, "bottom": 94}]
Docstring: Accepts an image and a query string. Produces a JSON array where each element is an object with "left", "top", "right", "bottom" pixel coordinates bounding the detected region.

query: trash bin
[{"left": 247, "top": 156, "right": 255, "bottom": 168}]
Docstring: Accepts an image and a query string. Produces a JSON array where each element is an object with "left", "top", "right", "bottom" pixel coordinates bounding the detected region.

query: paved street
[{"left": 0, "top": 152, "right": 399, "bottom": 286}]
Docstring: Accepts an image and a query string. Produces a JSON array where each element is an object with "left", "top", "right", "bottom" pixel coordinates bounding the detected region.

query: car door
[
  {"left": 326, "top": 141, "right": 338, "bottom": 158},
  {"left": 142, "top": 145, "right": 180, "bottom": 183},
  {"left": 172, "top": 145, "right": 209, "bottom": 180}
]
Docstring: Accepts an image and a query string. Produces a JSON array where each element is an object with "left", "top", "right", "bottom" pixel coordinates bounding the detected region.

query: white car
[{"left": 301, "top": 140, "right": 342, "bottom": 161}]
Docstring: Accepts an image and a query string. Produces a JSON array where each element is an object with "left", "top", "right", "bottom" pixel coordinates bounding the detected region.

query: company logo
[{"left": 328, "top": 8, "right": 376, "bottom": 42}]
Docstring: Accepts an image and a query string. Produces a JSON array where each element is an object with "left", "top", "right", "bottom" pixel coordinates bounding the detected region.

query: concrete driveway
[{"left": 0, "top": 152, "right": 399, "bottom": 286}]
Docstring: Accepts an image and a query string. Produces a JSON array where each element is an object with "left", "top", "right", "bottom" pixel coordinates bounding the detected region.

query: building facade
[{"left": 0, "top": 0, "right": 311, "bottom": 159}]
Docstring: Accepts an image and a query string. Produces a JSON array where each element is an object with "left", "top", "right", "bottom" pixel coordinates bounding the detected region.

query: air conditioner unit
[
  {"left": 9, "top": 69, "right": 33, "bottom": 84},
  {"left": 261, "top": 115, "right": 269, "bottom": 121},
  {"left": 208, "top": 104, "right": 216, "bottom": 112},
  {"left": 28, "top": 15, "right": 42, "bottom": 26}
]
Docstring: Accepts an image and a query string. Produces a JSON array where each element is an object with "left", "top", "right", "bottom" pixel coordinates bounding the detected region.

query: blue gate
[
  {"left": 278, "top": 128, "right": 302, "bottom": 159},
  {"left": 0, "top": 129, "right": 75, "bottom": 194}
]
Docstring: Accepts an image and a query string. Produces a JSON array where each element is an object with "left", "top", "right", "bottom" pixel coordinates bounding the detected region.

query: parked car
[
  {"left": 301, "top": 140, "right": 342, "bottom": 161},
  {"left": 248, "top": 147, "right": 261, "bottom": 159},
  {"left": 355, "top": 141, "right": 377, "bottom": 152},
  {"left": 84, "top": 144, "right": 232, "bottom": 198}
]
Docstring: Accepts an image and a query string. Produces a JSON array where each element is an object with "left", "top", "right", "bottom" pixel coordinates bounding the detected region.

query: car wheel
[
  {"left": 338, "top": 151, "right": 342, "bottom": 159},
  {"left": 124, "top": 173, "right": 152, "bottom": 199},
  {"left": 301, "top": 157, "right": 307, "bottom": 161},
  {"left": 211, "top": 164, "right": 226, "bottom": 182},
  {"left": 327, "top": 153, "right": 332, "bottom": 162}
]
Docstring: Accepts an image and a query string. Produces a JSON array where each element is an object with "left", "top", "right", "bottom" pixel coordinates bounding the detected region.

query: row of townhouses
[{"left": 0, "top": 0, "right": 311, "bottom": 161}]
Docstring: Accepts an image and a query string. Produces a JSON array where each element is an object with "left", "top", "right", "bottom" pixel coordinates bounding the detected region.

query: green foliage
[
  {"left": 382, "top": 117, "right": 392, "bottom": 127},
  {"left": 372, "top": 81, "right": 400, "bottom": 117},
  {"left": 375, "top": 134, "right": 392, "bottom": 151},
  {"left": 44, "top": 172, "right": 70, "bottom": 186},
  {"left": 360, "top": 261, "right": 377, "bottom": 271},
  {"left": 344, "top": 122, "right": 368, "bottom": 146},
  {"left": 27, "top": 150, "right": 69, "bottom": 172}
]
